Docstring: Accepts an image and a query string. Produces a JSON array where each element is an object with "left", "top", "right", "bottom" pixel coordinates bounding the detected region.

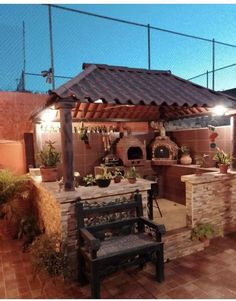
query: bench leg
[
  {"left": 155, "top": 244, "right": 164, "bottom": 282},
  {"left": 78, "top": 251, "right": 87, "bottom": 284},
  {"left": 91, "top": 263, "right": 100, "bottom": 299}
]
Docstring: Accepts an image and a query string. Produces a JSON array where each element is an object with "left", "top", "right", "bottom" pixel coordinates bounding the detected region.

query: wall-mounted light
[
  {"left": 40, "top": 107, "right": 57, "bottom": 122},
  {"left": 212, "top": 105, "right": 228, "bottom": 116}
]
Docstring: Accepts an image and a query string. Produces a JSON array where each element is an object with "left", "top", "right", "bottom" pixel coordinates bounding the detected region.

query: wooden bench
[{"left": 75, "top": 190, "right": 166, "bottom": 299}]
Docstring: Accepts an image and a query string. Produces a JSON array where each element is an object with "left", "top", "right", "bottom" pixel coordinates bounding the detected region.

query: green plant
[
  {"left": 125, "top": 166, "right": 139, "bottom": 179},
  {"left": 30, "top": 233, "right": 67, "bottom": 278},
  {"left": 79, "top": 127, "right": 89, "bottom": 142},
  {"left": 18, "top": 216, "right": 41, "bottom": 251},
  {"left": 113, "top": 168, "right": 123, "bottom": 178},
  {"left": 83, "top": 174, "right": 96, "bottom": 186},
  {"left": 180, "top": 145, "right": 190, "bottom": 155},
  {"left": 213, "top": 147, "right": 232, "bottom": 165},
  {"left": 0, "top": 170, "right": 28, "bottom": 206},
  {"left": 95, "top": 167, "right": 112, "bottom": 180},
  {"left": 191, "top": 222, "right": 215, "bottom": 241},
  {"left": 2, "top": 201, "right": 20, "bottom": 223},
  {"left": 39, "top": 140, "right": 60, "bottom": 167}
]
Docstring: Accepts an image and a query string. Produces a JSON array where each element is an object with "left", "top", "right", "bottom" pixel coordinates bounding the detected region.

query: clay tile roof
[{"left": 52, "top": 63, "right": 236, "bottom": 109}]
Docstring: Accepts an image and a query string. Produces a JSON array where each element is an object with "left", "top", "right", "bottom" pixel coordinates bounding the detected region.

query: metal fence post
[
  {"left": 206, "top": 70, "right": 209, "bottom": 88},
  {"left": 147, "top": 24, "right": 151, "bottom": 70},
  {"left": 212, "top": 38, "right": 215, "bottom": 90},
  {"left": 48, "top": 4, "right": 55, "bottom": 90}
]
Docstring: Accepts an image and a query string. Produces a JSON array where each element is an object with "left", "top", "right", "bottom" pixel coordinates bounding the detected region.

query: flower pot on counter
[
  {"left": 114, "top": 176, "right": 122, "bottom": 184},
  {"left": 96, "top": 179, "right": 111, "bottom": 188},
  {"left": 127, "top": 177, "right": 136, "bottom": 184},
  {"left": 200, "top": 237, "right": 210, "bottom": 247},
  {"left": 180, "top": 154, "right": 192, "bottom": 165},
  {"left": 40, "top": 166, "right": 58, "bottom": 182},
  {"left": 219, "top": 164, "right": 229, "bottom": 174}
]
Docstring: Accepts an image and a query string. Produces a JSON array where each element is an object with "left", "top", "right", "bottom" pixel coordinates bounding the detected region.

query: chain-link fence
[{"left": 1, "top": 4, "right": 236, "bottom": 93}]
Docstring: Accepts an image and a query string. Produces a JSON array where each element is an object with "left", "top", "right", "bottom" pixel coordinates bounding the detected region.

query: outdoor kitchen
[
  {"left": 24, "top": 63, "right": 236, "bottom": 281},
  {"left": 1, "top": 3, "right": 236, "bottom": 299}
]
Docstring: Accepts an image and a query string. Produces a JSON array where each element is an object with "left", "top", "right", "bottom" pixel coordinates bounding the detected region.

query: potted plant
[
  {"left": 113, "top": 168, "right": 123, "bottom": 183},
  {"left": 0, "top": 170, "right": 31, "bottom": 239},
  {"left": 125, "top": 166, "right": 139, "bottom": 184},
  {"left": 18, "top": 215, "right": 41, "bottom": 251},
  {"left": 95, "top": 168, "right": 112, "bottom": 188},
  {"left": 191, "top": 222, "right": 215, "bottom": 247},
  {"left": 213, "top": 147, "right": 232, "bottom": 174},
  {"left": 180, "top": 145, "right": 192, "bottom": 165},
  {"left": 79, "top": 124, "right": 89, "bottom": 144},
  {"left": 83, "top": 174, "right": 96, "bottom": 186},
  {"left": 38, "top": 140, "right": 60, "bottom": 182},
  {"left": 29, "top": 233, "right": 68, "bottom": 294}
]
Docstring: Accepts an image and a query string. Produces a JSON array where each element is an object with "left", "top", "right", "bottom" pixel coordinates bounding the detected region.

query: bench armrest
[
  {"left": 80, "top": 228, "right": 101, "bottom": 258},
  {"left": 139, "top": 217, "right": 166, "bottom": 241}
]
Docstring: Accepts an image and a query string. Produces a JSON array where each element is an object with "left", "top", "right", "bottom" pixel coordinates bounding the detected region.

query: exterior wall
[
  {"left": 170, "top": 126, "right": 231, "bottom": 167},
  {"left": 163, "top": 228, "right": 204, "bottom": 261},
  {"left": 37, "top": 123, "right": 153, "bottom": 177},
  {"left": 0, "top": 91, "right": 48, "bottom": 140},
  {"left": 182, "top": 172, "right": 236, "bottom": 234},
  {"left": 0, "top": 92, "right": 48, "bottom": 174},
  {"left": 161, "top": 165, "right": 214, "bottom": 205},
  {"left": 0, "top": 140, "right": 26, "bottom": 174}
]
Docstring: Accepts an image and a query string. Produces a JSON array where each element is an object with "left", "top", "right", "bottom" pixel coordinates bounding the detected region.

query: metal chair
[{"left": 144, "top": 175, "right": 162, "bottom": 219}]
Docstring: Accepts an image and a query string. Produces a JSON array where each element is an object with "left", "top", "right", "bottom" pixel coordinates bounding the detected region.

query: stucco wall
[{"left": 0, "top": 91, "right": 48, "bottom": 140}]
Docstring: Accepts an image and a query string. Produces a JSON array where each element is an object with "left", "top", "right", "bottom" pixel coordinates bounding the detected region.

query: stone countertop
[
  {"left": 38, "top": 178, "right": 154, "bottom": 204},
  {"left": 181, "top": 170, "right": 236, "bottom": 184},
  {"left": 171, "top": 164, "right": 218, "bottom": 171}
]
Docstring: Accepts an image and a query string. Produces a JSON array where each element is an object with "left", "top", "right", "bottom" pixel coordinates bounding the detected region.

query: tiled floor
[{"left": 0, "top": 232, "right": 235, "bottom": 299}]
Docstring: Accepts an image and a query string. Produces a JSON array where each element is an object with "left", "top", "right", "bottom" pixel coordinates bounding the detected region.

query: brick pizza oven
[
  {"left": 151, "top": 136, "right": 179, "bottom": 165},
  {"left": 116, "top": 136, "right": 146, "bottom": 166}
]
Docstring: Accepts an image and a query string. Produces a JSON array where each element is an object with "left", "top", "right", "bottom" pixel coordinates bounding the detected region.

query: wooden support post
[
  {"left": 57, "top": 100, "right": 75, "bottom": 191},
  {"left": 231, "top": 115, "right": 236, "bottom": 171}
]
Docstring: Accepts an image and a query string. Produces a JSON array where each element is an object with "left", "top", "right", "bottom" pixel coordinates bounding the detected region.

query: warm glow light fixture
[
  {"left": 41, "top": 107, "right": 57, "bottom": 122},
  {"left": 212, "top": 105, "right": 228, "bottom": 116},
  {"left": 94, "top": 99, "right": 103, "bottom": 103}
]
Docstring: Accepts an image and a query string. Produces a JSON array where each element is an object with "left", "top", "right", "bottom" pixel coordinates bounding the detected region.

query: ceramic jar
[{"left": 180, "top": 154, "right": 192, "bottom": 165}]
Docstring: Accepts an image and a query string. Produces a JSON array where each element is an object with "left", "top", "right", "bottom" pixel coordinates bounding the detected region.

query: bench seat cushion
[{"left": 97, "top": 233, "right": 159, "bottom": 257}]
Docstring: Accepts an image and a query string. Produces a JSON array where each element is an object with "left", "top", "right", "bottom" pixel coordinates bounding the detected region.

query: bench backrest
[{"left": 75, "top": 190, "right": 144, "bottom": 237}]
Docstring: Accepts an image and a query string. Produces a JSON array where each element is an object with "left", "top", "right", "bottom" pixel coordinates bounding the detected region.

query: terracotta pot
[
  {"left": 40, "top": 167, "right": 58, "bottom": 182},
  {"left": 200, "top": 237, "right": 210, "bottom": 247},
  {"left": 114, "top": 176, "right": 122, "bottom": 184},
  {"left": 127, "top": 177, "right": 136, "bottom": 184},
  {"left": 219, "top": 164, "right": 229, "bottom": 174},
  {"left": 180, "top": 154, "right": 192, "bottom": 165}
]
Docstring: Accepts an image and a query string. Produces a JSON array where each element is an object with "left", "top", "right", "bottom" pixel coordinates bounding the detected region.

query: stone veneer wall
[
  {"left": 182, "top": 172, "right": 236, "bottom": 234},
  {"left": 163, "top": 228, "right": 204, "bottom": 261}
]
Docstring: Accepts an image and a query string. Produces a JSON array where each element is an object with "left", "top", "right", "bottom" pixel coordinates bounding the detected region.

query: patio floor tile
[{"left": 0, "top": 232, "right": 235, "bottom": 299}]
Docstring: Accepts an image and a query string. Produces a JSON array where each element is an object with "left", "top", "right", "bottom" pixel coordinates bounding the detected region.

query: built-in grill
[
  {"left": 116, "top": 136, "right": 146, "bottom": 166},
  {"left": 151, "top": 136, "right": 178, "bottom": 165}
]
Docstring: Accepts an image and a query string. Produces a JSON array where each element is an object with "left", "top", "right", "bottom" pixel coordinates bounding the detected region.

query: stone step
[{"left": 163, "top": 227, "right": 204, "bottom": 261}]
